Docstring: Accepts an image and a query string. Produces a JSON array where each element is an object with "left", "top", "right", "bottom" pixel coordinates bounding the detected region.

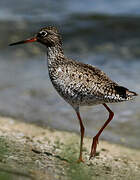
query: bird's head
[{"left": 9, "top": 26, "right": 62, "bottom": 47}]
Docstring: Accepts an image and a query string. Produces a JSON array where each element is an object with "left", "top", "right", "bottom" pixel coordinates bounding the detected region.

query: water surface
[{"left": 0, "top": 0, "right": 140, "bottom": 149}]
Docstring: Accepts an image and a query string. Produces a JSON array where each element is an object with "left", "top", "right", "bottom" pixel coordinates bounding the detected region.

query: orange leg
[
  {"left": 89, "top": 103, "right": 114, "bottom": 159},
  {"left": 76, "top": 110, "right": 85, "bottom": 163}
]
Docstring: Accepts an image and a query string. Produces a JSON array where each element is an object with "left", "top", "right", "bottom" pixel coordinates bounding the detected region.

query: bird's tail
[
  {"left": 126, "top": 89, "right": 138, "bottom": 99},
  {"left": 114, "top": 86, "right": 138, "bottom": 101}
]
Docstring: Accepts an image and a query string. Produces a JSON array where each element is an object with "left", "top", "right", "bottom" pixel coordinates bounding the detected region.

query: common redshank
[{"left": 9, "top": 26, "right": 138, "bottom": 162}]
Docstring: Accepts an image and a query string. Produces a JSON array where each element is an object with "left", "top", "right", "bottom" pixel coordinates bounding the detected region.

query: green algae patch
[
  {"left": 67, "top": 162, "right": 93, "bottom": 180},
  {"left": 0, "top": 137, "right": 10, "bottom": 160},
  {"left": 60, "top": 138, "right": 93, "bottom": 180},
  {"left": 0, "top": 171, "right": 13, "bottom": 180}
]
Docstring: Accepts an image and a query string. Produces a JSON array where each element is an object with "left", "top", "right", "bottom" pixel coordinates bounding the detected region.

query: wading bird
[{"left": 9, "top": 26, "right": 137, "bottom": 162}]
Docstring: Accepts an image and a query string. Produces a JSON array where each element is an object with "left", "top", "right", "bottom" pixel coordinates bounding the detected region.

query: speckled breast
[{"left": 48, "top": 64, "right": 103, "bottom": 107}]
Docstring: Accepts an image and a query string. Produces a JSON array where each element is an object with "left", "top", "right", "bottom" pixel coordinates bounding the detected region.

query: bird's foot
[
  {"left": 89, "top": 136, "right": 99, "bottom": 160},
  {"left": 77, "top": 156, "right": 84, "bottom": 163}
]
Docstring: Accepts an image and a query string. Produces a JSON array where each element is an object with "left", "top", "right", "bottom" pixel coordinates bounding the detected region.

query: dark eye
[{"left": 38, "top": 30, "right": 48, "bottom": 37}]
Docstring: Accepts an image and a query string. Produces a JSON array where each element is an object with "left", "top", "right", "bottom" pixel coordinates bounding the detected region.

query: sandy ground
[{"left": 0, "top": 116, "right": 140, "bottom": 180}]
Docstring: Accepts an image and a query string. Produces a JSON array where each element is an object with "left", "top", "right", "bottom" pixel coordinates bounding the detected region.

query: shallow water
[{"left": 0, "top": 0, "right": 140, "bottom": 149}]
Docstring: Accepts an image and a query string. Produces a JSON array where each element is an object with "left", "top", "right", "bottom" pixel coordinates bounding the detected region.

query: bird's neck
[{"left": 47, "top": 44, "right": 64, "bottom": 65}]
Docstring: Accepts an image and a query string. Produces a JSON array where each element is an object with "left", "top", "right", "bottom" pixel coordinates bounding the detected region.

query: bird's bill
[{"left": 9, "top": 37, "right": 37, "bottom": 46}]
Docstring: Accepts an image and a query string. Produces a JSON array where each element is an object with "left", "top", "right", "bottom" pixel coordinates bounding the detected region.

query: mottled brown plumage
[{"left": 9, "top": 26, "right": 138, "bottom": 162}]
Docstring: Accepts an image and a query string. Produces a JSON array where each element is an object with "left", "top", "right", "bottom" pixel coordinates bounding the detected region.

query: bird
[{"left": 9, "top": 26, "right": 138, "bottom": 162}]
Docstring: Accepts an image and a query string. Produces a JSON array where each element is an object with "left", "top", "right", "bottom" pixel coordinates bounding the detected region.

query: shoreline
[{"left": 0, "top": 116, "right": 140, "bottom": 180}]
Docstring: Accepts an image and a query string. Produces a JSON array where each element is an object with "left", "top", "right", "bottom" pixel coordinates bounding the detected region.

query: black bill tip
[{"left": 9, "top": 37, "right": 37, "bottom": 46}]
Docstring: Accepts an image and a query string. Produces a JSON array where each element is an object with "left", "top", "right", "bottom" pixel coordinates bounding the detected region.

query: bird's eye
[{"left": 39, "top": 30, "right": 48, "bottom": 37}]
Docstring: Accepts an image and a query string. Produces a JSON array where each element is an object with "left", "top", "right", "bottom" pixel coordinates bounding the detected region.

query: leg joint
[{"left": 110, "top": 110, "right": 114, "bottom": 115}]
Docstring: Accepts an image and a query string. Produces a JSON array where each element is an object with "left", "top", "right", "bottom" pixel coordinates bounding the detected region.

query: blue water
[
  {"left": 1, "top": 0, "right": 140, "bottom": 20},
  {"left": 0, "top": 0, "right": 140, "bottom": 149}
]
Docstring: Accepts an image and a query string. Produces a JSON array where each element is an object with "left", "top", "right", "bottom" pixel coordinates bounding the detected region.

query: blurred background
[{"left": 0, "top": 0, "right": 140, "bottom": 149}]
